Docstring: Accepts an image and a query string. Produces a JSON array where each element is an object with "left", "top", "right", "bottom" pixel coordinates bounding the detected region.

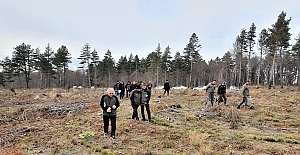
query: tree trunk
[
  {"left": 94, "top": 65, "right": 97, "bottom": 86},
  {"left": 269, "top": 49, "right": 277, "bottom": 89},
  {"left": 279, "top": 47, "right": 283, "bottom": 88},
  {"left": 47, "top": 72, "right": 50, "bottom": 89},
  {"left": 87, "top": 61, "right": 91, "bottom": 88},
  {"left": 189, "top": 60, "right": 192, "bottom": 87},
  {"left": 238, "top": 52, "right": 242, "bottom": 88},
  {"left": 156, "top": 66, "right": 159, "bottom": 86},
  {"left": 257, "top": 49, "right": 263, "bottom": 87},
  {"left": 298, "top": 61, "right": 300, "bottom": 86}
]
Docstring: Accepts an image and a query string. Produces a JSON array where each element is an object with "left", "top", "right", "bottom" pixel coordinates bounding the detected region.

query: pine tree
[
  {"left": 90, "top": 49, "right": 99, "bottom": 86},
  {"left": 246, "top": 23, "right": 256, "bottom": 80},
  {"left": 161, "top": 45, "right": 172, "bottom": 81},
  {"left": 234, "top": 29, "right": 248, "bottom": 88},
  {"left": 44, "top": 43, "right": 55, "bottom": 88},
  {"left": 128, "top": 53, "right": 135, "bottom": 76},
  {"left": 183, "top": 33, "right": 202, "bottom": 87},
  {"left": 0, "top": 57, "right": 14, "bottom": 87},
  {"left": 53, "top": 45, "right": 72, "bottom": 89},
  {"left": 268, "top": 11, "right": 291, "bottom": 88},
  {"left": 116, "top": 56, "right": 128, "bottom": 76},
  {"left": 291, "top": 33, "right": 300, "bottom": 86},
  {"left": 11, "top": 43, "right": 35, "bottom": 88},
  {"left": 221, "top": 51, "right": 234, "bottom": 86},
  {"left": 134, "top": 55, "right": 140, "bottom": 80},
  {"left": 172, "top": 51, "right": 185, "bottom": 86},
  {"left": 102, "top": 49, "right": 115, "bottom": 87},
  {"left": 258, "top": 29, "right": 269, "bottom": 86},
  {"left": 78, "top": 43, "right": 92, "bottom": 87}
]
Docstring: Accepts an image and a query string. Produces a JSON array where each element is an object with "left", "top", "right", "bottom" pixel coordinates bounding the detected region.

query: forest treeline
[{"left": 1, "top": 11, "right": 300, "bottom": 89}]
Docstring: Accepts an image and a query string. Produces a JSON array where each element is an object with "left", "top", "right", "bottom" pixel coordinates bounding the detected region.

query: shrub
[
  {"left": 79, "top": 131, "right": 95, "bottom": 139},
  {"left": 233, "top": 133, "right": 244, "bottom": 140},
  {"left": 263, "top": 137, "right": 276, "bottom": 142},
  {"left": 286, "top": 139, "right": 300, "bottom": 144},
  {"left": 228, "top": 106, "right": 240, "bottom": 129}
]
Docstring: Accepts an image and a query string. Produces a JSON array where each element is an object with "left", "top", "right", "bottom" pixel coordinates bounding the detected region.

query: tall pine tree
[
  {"left": 11, "top": 43, "right": 35, "bottom": 88},
  {"left": 53, "top": 45, "right": 72, "bottom": 89}
]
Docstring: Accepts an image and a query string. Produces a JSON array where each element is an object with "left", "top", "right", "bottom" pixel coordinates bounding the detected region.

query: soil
[{"left": 0, "top": 87, "right": 299, "bottom": 155}]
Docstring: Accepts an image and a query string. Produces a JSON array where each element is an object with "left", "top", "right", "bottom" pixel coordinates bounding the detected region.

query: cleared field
[{"left": 0, "top": 87, "right": 299, "bottom": 155}]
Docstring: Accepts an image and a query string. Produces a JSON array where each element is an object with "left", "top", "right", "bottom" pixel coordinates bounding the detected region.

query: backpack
[
  {"left": 133, "top": 91, "right": 142, "bottom": 105},
  {"left": 126, "top": 84, "right": 131, "bottom": 90},
  {"left": 141, "top": 91, "right": 148, "bottom": 103}
]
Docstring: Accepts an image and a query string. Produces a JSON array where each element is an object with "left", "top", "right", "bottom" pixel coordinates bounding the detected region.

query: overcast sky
[{"left": 1, "top": 0, "right": 300, "bottom": 70}]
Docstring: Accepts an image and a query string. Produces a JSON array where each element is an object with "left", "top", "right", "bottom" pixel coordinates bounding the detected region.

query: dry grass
[
  {"left": 0, "top": 87, "right": 300, "bottom": 154},
  {"left": 0, "top": 148, "right": 24, "bottom": 155}
]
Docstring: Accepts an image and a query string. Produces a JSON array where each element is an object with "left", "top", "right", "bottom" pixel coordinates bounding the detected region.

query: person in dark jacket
[
  {"left": 100, "top": 88, "right": 120, "bottom": 143},
  {"left": 130, "top": 81, "right": 138, "bottom": 92},
  {"left": 217, "top": 82, "right": 227, "bottom": 105},
  {"left": 140, "top": 82, "right": 152, "bottom": 122},
  {"left": 125, "top": 81, "right": 131, "bottom": 98},
  {"left": 205, "top": 80, "right": 217, "bottom": 107},
  {"left": 237, "top": 80, "right": 251, "bottom": 109},
  {"left": 163, "top": 80, "right": 170, "bottom": 96},
  {"left": 130, "top": 84, "right": 142, "bottom": 120},
  {"left": 146, "top": 81, "right": 153, "bottom": 92},
  {"left": 119, "top": 81, "right": 125, "bottom": 100},
  {"left": 113, "top": 81, "right": 120, "bottom": 96}
]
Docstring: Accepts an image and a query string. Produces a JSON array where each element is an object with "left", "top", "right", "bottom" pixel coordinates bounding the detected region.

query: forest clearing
[{"left": 0, "top": 87, "right": 299, "bottom": 155}]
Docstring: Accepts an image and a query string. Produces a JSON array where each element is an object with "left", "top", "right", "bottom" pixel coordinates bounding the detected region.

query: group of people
[
  {"left": 101, "top": 79, "right": 251, "bottom": 144},
  {"left": 101, "top": 80, "right": 153, "bottom": 143},
  {"left": 205, "top": 79, "right": 251, "bottom": 109},
  {"left": 113, "top": 80, "right": 153, "bottom": 99}
]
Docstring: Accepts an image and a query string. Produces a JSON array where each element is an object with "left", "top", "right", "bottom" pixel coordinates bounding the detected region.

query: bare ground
[{"left": 0, "top": 87, "right": 299, "bottom": 155}]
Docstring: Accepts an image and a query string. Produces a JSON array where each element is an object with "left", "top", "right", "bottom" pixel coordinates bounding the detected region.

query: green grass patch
[
  {"left": 233, "top": 133, "right": 244, "bottom": 140},
  {"left": 253, "top": 136, "right": 298, "bottom": 144},
  {"left": 66, "top": 120, "right": 82, "bottom": 125},
  {"left": 263, "top": 136, "right": 276, "bottom": 142},
  {"left": 253, "top": 109, "right": 274, "bottom": 117},
  {"left": 152, "top": 119, "right": 171, "bottom": 126},
  {"left": 286, "top": 139, "right": 300, "bottom": 144},
  {"left": 79, "top": 131, "right": 95, "bottom": 139}
]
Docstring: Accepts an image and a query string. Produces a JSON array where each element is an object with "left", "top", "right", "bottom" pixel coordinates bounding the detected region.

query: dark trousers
[
  {"left": 103, "top": 115, "right": 116, "bottom": 137},
  {"left": 238, "top": 96, "right": 249, "bottom": 108},
  {"left": 131, "top": 104, "right": 139, "bottom": 120},
  {"left": 164, "top": 89, "right": 169, "bottom": 95},
  {"left": 126, "top": 90, "right": 129, "bottom": 98},
  {"left": 120, "top": 90, "right": 124, "bottom": 99},
  {"left": 141, "top": 104, "right": 151, "bottom": 121},
  {"left": 207, "top": 93, "right": 214, "bottom": 107},
  {"left": 218, "top": 94, "right": 227, "bottom": 105}
]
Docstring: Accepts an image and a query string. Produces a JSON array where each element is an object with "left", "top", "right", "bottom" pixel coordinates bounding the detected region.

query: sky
[{"left": 1, "top": 0, "right": 300, "bottom": 70}]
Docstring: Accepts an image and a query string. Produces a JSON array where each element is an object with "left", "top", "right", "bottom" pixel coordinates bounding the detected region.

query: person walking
[
  {"left": 217, "top": 82, "right": 227, "bottom": 106},
  {"left": 130, "top": 85, "right": 142, "bottom": 121},
  {"left": 140, "top": 82, "right": 152, "bottom": 122},
  {"left": 146, "top": 81, "right": 153, "bottom": 91},
  {"left": 205, "top": 80, "right": 217, "bottom": 107},
  {"left": 119, "top": 81, "right": 125, "bottom": 100},
  {"left": 100, "top": 88, "right": 120, "bottom": 143},
  {"left": 163, "top": 80, "right": 170, "bottom": 96},
  {"left": 113, "top": 81, "right": 120, "bottom": 96},
  {"left": 237, "top": 80, "right": 251, "bottom": 109},
  {"left": 125, "top": 81, "right": 131, "bottom": 98}
]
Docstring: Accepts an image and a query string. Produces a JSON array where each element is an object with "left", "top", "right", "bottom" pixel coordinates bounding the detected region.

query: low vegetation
[{"left": 0, "top": 87, "right": 299, "bottom": 154}]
